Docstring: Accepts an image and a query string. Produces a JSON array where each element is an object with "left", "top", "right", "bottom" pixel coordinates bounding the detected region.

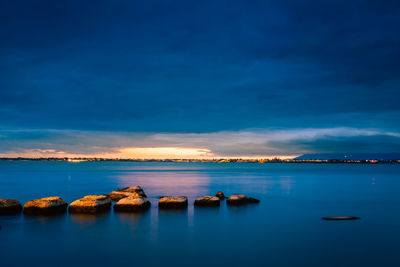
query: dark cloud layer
[{"left": 0, "top": 1, "right": 400, "bottom": 155}]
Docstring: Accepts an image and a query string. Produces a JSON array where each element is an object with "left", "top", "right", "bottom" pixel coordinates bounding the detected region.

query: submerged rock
[
  {"left": 108, "top": 186, "right": 147, "bottom": 201},
  {"left": 69, "top": 195, "right": 111, "bottom": 214},
  {"left": 159, "top": 196, "right": 188, "bottom": 209},
  {"left": 226, "top": 194, "right": 260, "bottom": 206},
  {"left": 0, "top": 199, "right": 23, "bottom": 215},
  {"left": 194, "top": 196, "right": 220, "bottom": 207},
  {"left": 114, "top": 197, "right": 151, "bottom": 212},
  {"left": 215, "top": 191, "right": 226, "bottom": 200},
  {"left": 323, "top": 216, "right": 360, "bottom": 221},
  {"left": 23, "top": 197, "right": 68, "bottom": 215}
]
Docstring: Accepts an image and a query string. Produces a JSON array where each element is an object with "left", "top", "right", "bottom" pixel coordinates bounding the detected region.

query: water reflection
[
  {"left": 2, "top": 163, "right": 400, "bottom": 266},
  {"left": 23, "top": 213, "right": 67, "bottom": 225},
  {"left": 157, "top": 208, "right": 190, "bottom": 244},
  {"left": 69, "top": 212, "right": 109, "bottom": 226},
  {"left": 279, "top": 176, "right": 295, "bottom": 195},
  {"left": 115, "top": 211, "right": 148, "bottom": 225},
  {"left": 114, "top": 171, "right": 211, "bottom": 199},
  {"left": 112, "top": 210, "right": 152, "bottom": 238}
]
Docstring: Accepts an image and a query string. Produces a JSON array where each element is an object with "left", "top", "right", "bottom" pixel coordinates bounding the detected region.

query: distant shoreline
[{"left": 0, "top": 158, "right": 399, "bottom": 164}]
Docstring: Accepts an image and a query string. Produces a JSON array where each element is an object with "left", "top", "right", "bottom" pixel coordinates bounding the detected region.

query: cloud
[
  {"left": 1, "top": 1, "right": 400, "bottom": 134},
  {"left": 0, "top": 127, "right": 399, "bottom": 158}
]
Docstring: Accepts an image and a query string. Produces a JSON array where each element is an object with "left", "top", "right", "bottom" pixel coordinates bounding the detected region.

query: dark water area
[{"left": 1, "top": 162, "right": 400, "bottom": 266}]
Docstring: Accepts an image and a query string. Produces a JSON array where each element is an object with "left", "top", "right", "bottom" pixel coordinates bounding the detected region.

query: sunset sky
[{"left": 1, "top": 1, "right": 400, "bottom": 158}]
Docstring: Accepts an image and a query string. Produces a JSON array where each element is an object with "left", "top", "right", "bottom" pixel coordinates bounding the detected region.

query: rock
[
  {"left": 159, "top": 196, "right": 188, "bottom": 209},
  {"left": 226, "top": 194, "right": 260, "bottom": 206},
  {"left": 23, "top": 197, "right": 68, "bottom": 215},
  {"left": 323, "top": 216, "right": 360, "bottom": 221},
  {"left": 0, "top": 199, "right": 23, "bottom": 214},
  {"left": 108, "top": 186, "right": 147, "bottom": 201},
  {"left": 215, "top": 191, "right": 226, "bottom": 199},
  {"left": 194, "top": 196, "right": 220, "bottom": 207},
  {"left": 69, "top": 195, "right": 111, "bottom": 214},
  {"left": 114, "top": 197, "right": 151, "bottom": 212}
]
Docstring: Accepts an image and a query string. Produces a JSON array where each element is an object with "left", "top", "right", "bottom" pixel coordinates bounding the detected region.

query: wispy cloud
[{"left": 0, "top": 127, "right": 399, "bottom": 158}]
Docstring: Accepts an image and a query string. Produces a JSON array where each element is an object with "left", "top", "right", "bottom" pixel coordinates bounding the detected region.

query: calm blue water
[{"left": 1, "top": 162, "right": 400, "bottom": 266}]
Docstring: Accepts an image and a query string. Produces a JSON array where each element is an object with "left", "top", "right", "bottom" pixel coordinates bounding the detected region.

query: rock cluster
[
  {"left": 194, "top": 196, "right": 220, "bottom": 207},
  {"left": 0, "top": 199, "right": 23, "bottom": 214},
  {"left": 3, "top": 185, "right": 264, "bottom": 217},
  {"left": 69, "top": 195, "right": 111, "bottom": 214},
  {"left": 108, "top": 186, "right": 147, "bottom": 201},
  {"left": 159, "top": 196, "right": 188, "bottom": 209},
  {"left": 114, "top": 196, "right": 151, "bottom": 212},
  {"left": 23, "top": 197, "right": 68, "bottom": 215},
  {"left": 226, "top": 194, "right": 260, "bottom": 206}
]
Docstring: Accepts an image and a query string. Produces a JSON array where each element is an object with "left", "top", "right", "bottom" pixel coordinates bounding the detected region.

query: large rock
[
  {"left": 108, "top": 186, "right": 147, "bottom": 201},
  {"left": 194, "top": 196, "right": 220, "bottom": 207},
  {"left": 0, "top": 199, "right": 23, "bottom": 214},
  {"left": 23, "top": 197, "right": 68, "bottom": 215},
  {"left": 69, "top": 195, "right": 111, "bottom": 214},
  {"left": 226, "top": 194, "right": 260, "bottom": 206},
  {"left": 114, "top": 197, "right": 151, "bottom": 212},
  {"left": 159, "top": 196, "right": 188, "bottom": 209},
  {"left": 215, "top": 191, "right": 226, "bottom": 199}
]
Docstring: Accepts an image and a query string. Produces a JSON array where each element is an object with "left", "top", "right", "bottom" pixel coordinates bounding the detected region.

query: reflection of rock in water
[
  {"left": 158, "top": 208, "right": 188, "bottom": 216},
  {"left": 116, "top": 211, "right": 148, "bottom": 226},
  {"left": 70, "top": 212, "right": 108, "bottom": 226},
  {"left": 23, "top": 197, "right": 68, "bottom": 215}
]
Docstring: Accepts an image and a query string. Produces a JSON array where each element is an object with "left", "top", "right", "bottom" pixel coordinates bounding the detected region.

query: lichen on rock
[
  {"left": 69, "top": 195, "right": 111, "bottom": 214},
  {"left": 194, "top": 196, "right": 220, "bottom": 207},
  {"left": 108, "top": 186, "right": 147, "bottom": 201},
  {"left": 0, "top": 199, "right": 23, "bottom": 214},
  {"left": 159, "top": 196, "right": 188, "bottom": 209},
  {"left": 114, "top": 196, "right": 151, "bottom": 212},
  {"left": 23, "top": 197, "right": 68, "bottom": 215},
  {"left": 226, "top": 194, "right": 260, "bottom": 206}
]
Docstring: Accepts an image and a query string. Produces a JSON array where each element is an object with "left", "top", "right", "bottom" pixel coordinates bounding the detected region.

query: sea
[{"left": 0, "top": 161, "right": 400, "bottom": 266}]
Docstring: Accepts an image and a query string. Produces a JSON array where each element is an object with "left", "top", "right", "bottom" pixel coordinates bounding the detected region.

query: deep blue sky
[{"left": 1, "top": 0, "right": 400, "bottom": 157}]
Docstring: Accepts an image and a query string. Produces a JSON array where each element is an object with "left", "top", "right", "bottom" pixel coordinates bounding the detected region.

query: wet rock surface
[
  {"left": 23, "top": 197, "right": 68, "bottom": 215},
  {"left": 0, "top": 199, "right": 23, "bottom": 214},
  {"left": 226, "top": 194, "right": 260, "bottom": 206},
  {"left": 108, "top": 186, "right": 147, "bottom": 201},
  {"left": 114, "top": 197, "right": 151, "bottom": 212},
  {"left": 194, "top": 196, "right": 220, "bottom": 207},
  {"left": 69, "top": 195, "right": 111, "bottom": 214},
  {"left": 215, "top": 191, "right": 226, "bottom": 199},
  {"left": 159, "top": 196, "right": 188, "bottom": 209}
]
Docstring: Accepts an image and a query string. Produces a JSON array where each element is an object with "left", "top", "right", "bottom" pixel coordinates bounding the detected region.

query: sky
[{"left": 1, "top": 0, "right": 400, "bottom": 158}]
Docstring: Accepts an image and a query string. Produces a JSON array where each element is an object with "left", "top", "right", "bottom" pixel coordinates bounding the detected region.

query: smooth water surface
[{"left": 1, "top": 162, "right": 400, "bottom": 266}]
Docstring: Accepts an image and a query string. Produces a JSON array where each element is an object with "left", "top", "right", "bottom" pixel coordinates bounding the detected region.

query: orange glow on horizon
[
  {"left": 116, "top": 147, "right": 212, "bottom": 159},
  {"left": 0, "top": 147, "right": 298, "bottom": 160}
]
